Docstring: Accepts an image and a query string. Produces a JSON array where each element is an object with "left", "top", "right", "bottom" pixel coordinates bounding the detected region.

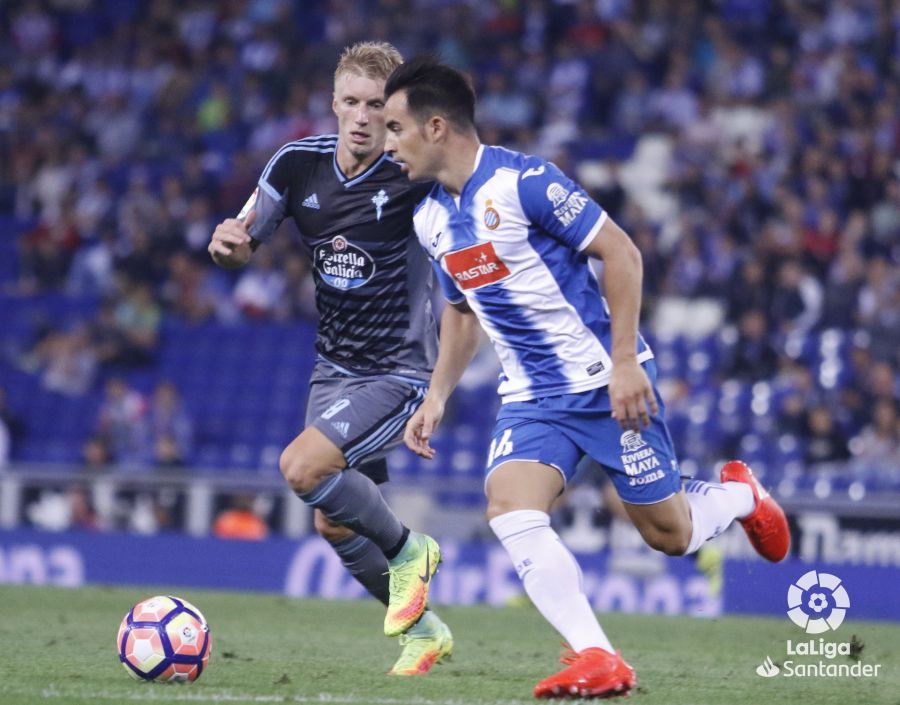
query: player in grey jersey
[{"left": 207, "top": 42, "right": 451, "bottom": 675}]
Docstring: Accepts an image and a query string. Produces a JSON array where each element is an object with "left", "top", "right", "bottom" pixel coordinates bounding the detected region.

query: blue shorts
[{"left": 485, "top": 361, "right": 681, "bottom": 505}]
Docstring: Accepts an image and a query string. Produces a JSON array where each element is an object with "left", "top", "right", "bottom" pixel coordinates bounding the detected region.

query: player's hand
[
  {"left": 609, "top": 358, "right": 658, "bottom": 432},
  {"left": 208, "top": 209, "right": 255, "bottom": 260},
  {"left": 404, "top": 395, "right": 445, "bottom": 459}
]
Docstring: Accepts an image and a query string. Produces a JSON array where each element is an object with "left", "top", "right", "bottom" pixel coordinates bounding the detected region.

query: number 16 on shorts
[{"left": 488, "top": 428, "right": 514, "bottom": 465}]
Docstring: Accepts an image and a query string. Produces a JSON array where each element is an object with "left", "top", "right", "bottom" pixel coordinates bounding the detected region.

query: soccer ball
[{"left": 116, "top": 595, "right": 212, "bottom": 682}]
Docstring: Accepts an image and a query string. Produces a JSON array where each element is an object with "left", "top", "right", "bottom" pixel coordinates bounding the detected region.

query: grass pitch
[{"left": 0, "top": 585, "right": 895, "bottom": 705}]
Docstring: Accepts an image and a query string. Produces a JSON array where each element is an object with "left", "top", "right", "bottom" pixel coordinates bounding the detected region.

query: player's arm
[
  {"left": 404, "top": 300, "right": 481, "bottom": 459},
  {"left": 582, "top": 217, "right": 658, "bottom": 431},
  {"left": 517, "top": 159, "right": 658, "bottom": 431},
  {"left": 209, "top": 148, "right": 292, "bottom": 269},
  {"left": 208, "top": 210, "right": 260, "bottom": 268}
]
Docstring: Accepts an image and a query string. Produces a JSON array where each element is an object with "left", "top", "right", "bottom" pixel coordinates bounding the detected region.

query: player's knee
[
  {"left": 485, "top": 499, "right": 519, "bottom": 523},
  {"left": 279, "top": 446, "right": 327, "bottom": 494},
  {"left": 313, "top": 511, "right": 353, "bottom": 543},
  {"left": 644, "top": 526, "right": 691, "bottom": 556}
]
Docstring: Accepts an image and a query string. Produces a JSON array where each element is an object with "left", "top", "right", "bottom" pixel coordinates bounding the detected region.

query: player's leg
[
  {"left": 487, "top": 460, "right": 617, "bottom": 655},
  {"left": 483, "top": 418, "right": 635, "bottom": 699},
  {"left": 280, "top": 425, "right": 412, "bottom": 557},
  {"left": 622, "top": 467, "right": 790, "bottom": 562},
  {"left": 590, "top": 408, "right": 789, "bottom": 561},
  {"left": 283, "top": 371, "right": 443, "bottom": 637},
  {"left": 312, "top": 473, "right": 451, "bottom": 675},
  {"left": 301, "top": 374, "right": 396, "bottom": 605},
  {"left": 313, "top": 508, "right": 391, "bottom": 605}
]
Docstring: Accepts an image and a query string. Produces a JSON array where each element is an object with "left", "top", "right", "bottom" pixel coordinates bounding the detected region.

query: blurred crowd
[{"left": 0, "top": 0, "right": 898, "bottom": 493}]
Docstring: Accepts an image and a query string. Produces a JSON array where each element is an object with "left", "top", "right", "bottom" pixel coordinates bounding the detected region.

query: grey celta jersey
[{"left": 243, "top": 134, "right": 437, "bottom": 382}]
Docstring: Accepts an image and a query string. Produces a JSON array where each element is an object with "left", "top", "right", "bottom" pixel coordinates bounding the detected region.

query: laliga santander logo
[
  {"left": 756, "top": 655, "right": 780, "bottom": 678},
  {"left": 753, "top": 571, "right": 881, "bottom": 679},
  {"left": 786, "top": 570, "right": 850, "bottom": 634}
]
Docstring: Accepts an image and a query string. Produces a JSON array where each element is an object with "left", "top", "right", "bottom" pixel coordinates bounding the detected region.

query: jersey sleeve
[
  {"left": 432, "top": 260, "right": 465, "bottom": 304},
  {"left": 241, "top": 147, "right": 291, "bottom": 244},
  {"left": 516, "top": 157, "right": 607, "bottom": 252}
]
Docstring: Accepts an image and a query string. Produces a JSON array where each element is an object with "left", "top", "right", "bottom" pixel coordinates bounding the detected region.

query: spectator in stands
[
  {"left": 804, "top": 405, "right": 851, "bottom": 468},
  {"left": 160, "top": 252, "right": 229, "bottom": 323},
  {"left": 182, "top": 195, "right": 217, "bottom": 254},
  {"left": 213, "top": 494, "right": 269, "bottom": 541},
  {"left": 96, "top": 377, "right": 148, "bottom": 465},
  {"left": 275, "top": 252, "right": 317, "bottom": 321},
  {"left": 850, "top": 399, "right": 900, "bottom": 471},
  {"left": 802, "top": 208, "right": 841, "bottom": 279},
  {"left": 147, "top": 381, "right": 194, "bottom": 467},
  {"left": 92, "top": 279, "right": 161, "bottom": 366},
  {"left": 821, "top": 248, "right": 866, "bottom": 329},
  {"left": 217, "top": 150, "right": 259, "bottom": 215},
  {"left": 0, "top": 385, "right": 27, "bottom": 456},
  {"left": 114, "top": 225, "right": 172, "bottom": 287},
  {"left": 233, "top": 247, "right": 287, "bottom": 320},
  {"left": 81, "top": 434, "right": 111, "bottom": 474},
  {"left": 769, "top": 259, "right": 823, "bottom": 336},
  {"left": 0, "top": 412, "right": 9, "bottom": 468},
  {"left": 776, "top": 391, "right": 808, "bottom": 439},
  {"left": 664, "top": 231, "right": 706, "bottom": 298},
  {"left": 723, "top": 309, "right": 780, "bottom": 381},
  {"left": 863, "top": 361, "right": 899, "bottom": 408},
  {"left": 478, "top": 72, "right": 536, "bottom": 138},
  {"left": 65, "top": 224, "right": 116, "bottom": 297},
  {"left": 16, "top": 200, "right": 81, "bottom": 293},
  {"left": 726, "top": 258, "right": 770, "bottom": 324},
  {"left": 73, "top": 175, "right": 113, "bottom": 237},
  {"left": 611, "top": 70, "right": 651, "bottom": 137},
  {"left": 65, "top": 485, "right": 99, "bottom": 531},
  {"left": 117, "top": 169, "right": 163, "bottom": 245},
  {"left": 38, "top": 324, "right": 98, "bottom": 396},
  {"left": 857, "top": 256, "right": 900, "bottom": 360},
  {"left": 628, "top": 222, "right": 666, "bottom": 312}
]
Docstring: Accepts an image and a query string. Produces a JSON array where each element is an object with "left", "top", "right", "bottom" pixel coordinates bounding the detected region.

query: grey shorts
[{"left": 306, "top": 361, "right": 427, "bottom": 484}]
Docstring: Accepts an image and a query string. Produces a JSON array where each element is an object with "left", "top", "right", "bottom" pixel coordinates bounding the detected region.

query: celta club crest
[
  {"left": 620, "top": 430, "right": 647, "bottom": 452},
  {"left": 372, "top": 189, "right": 389, "bottom": 221}
]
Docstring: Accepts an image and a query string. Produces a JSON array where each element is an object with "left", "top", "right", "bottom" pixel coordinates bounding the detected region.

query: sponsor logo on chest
[
  {"left": 443, "top": 242, "right": 511, "bottom": 291},
  {"left": 313, "top": 235, "right": 376, "bottom": 290}
]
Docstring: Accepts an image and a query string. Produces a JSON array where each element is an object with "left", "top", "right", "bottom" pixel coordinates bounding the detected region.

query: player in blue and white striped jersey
[
  {"left": 208, "top": 43, "right": 451, "bottom": 675},
  {"left": 384, "top": 56, "right": 789, "bottom": 698}
]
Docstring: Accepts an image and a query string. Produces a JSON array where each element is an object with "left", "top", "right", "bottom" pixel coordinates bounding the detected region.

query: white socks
[
  {"left": 684, "top": 480, "right": 755, "bottom": 554},
  {"left": 489, "top": 509, "right": 614, "bottom": 654}
]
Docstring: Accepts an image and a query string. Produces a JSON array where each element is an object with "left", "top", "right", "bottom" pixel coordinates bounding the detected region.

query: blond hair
[{"left": 334, "top": 41, "right": 403, "bottom": 84}]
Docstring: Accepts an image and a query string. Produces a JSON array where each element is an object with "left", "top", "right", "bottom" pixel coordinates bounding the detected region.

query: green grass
[{"left": 0, "top": 585, "right": 895, "bottom": 705}]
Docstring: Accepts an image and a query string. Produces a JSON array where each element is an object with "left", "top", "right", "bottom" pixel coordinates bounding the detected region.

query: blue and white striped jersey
[{"left": 413, "top": 145, "right": 654, "bottom": 403}]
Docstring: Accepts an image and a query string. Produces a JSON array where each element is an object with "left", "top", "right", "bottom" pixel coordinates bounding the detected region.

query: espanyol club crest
[
  {"left": 483, "top": 199, "right": 501, "bottom": 230},
  {"left": 314, "top": 236, "right": 376, "bottom": 290}
]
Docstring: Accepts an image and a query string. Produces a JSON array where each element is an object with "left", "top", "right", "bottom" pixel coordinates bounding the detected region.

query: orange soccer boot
[
  {"left": 533, "top": 647, "right": 636, "bottom": 699},
  {"left": 720, "top": 460, "right": 790, "bottom": 562}
]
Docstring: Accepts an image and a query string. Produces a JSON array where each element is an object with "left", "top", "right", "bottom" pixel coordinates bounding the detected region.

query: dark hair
[{"left": 384, "top": 55, "right": 476, "bottom": 131}]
